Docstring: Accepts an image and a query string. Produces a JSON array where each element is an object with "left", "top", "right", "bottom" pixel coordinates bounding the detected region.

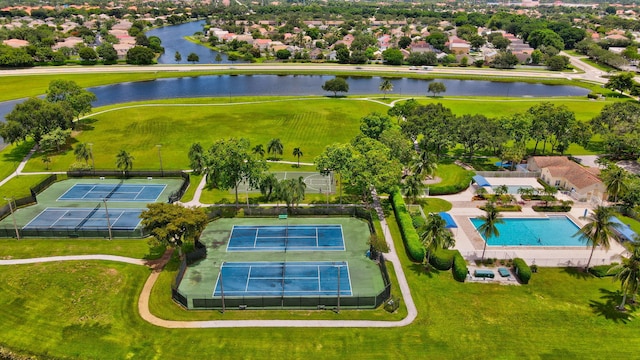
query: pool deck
[{"left": 433, "top": 177, "right": 627, "bottom": 267}]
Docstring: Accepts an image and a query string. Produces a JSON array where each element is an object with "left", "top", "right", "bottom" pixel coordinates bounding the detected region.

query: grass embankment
[
  {"left": 0, "top": 210, "right": 639, "bottom": 358},
  {"left": 20, "top": 96, "right": 616, "bottom": 173},
  {"left": 0, "top": 239, "right": 162, "bottom": 259},
  {"left": 23, "top": 98, "right": 385, "bottom": 172},
  {"left": 427, "top": 163, "right": 474, "bottom": 195},
  {"left": 0, "top": 174, "right": 50, "bottom": 206}
]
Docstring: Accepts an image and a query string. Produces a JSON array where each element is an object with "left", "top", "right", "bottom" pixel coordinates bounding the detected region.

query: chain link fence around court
[
  {"left": 0, "top": 171, "right": 190, "bottom": 239},
  {"left": 172, "top": 252, "right": 391, "bottom": 310},
  {"left": 171, "top": 208, "right": 392, "bottom": 310}
]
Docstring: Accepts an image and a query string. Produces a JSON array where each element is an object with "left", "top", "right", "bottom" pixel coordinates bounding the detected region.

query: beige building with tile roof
[{"left": 527, "top": 156, "right": 607, "bottom": 203}]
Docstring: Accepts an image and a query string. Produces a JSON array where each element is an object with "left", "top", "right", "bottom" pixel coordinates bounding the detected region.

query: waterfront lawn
[
  {"left": 0, "top": 217, "right": 639, "bottom": 358},
  {"left": 0, "top": 239, "right": 160, "bottom": 259},
  {"left": 23, "top": 99, "right": 385, "bottom": 172}
]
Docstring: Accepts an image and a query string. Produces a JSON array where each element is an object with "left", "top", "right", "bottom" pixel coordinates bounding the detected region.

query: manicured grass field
[
  {"left": 0, "top": 239, "right": 161, "bottom": 259},
  {"left": 418, "top": 198, "right": 453, "bottom": 213},
  {"left": 15, "top": 96, "right": 621, "bottom": 173},
  {"left": 23, "top": 99, "right": 385, "bottom": 172},
  {"left": 0, "top": 210, "right": 638, "bottom": 359},
  {"left": 428, "top": 163, "right": 474, "bottom": 194}
]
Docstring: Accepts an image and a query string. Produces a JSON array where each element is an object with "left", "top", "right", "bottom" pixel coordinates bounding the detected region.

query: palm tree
[
  {"left": 420, "top": 213, "right": 455, "bottom": 264},
  {"left": 294, "top": 176, "right": 306, "bottom": 207},
  {"left": 42, "top": 155, "right": 51, "bottom": 170},
  {"left": 477, "top": 204, "right": 503, "bottom": 263},
  {"left": 609, "top": 242, "right": 640, "bottom": 310},
  {"left": 379, "top": 79, "right": 393, "bottom": 99},
  {"left": 403, "top": 174, "right": 424, "bottom": 204},
  {"left": 74, "top": 143, "right": 91, "bottom": 164},
  {"left": 292, "top": 147, "right": 303, "bottom": 167},
  {"left": 115, "top": 149, "right": 134, "bottom": 177},
  {"left": 574, "top": 206, "right": 621, "bottom": 272},
  {"left": 602, "top": 164, "right": 629, "bottom": 203},
  {"left": 259, "top": 173, "right": 279, "bottom": 201},
  {"left": 188, "top": 143, "right": 205, "bottom": 174},
  {"left": 252, "top": 144, "right": 265, "bottom": 158},
  {"left": 411, "top": 151, "right": 437, "bottom": 179},
  {"left": 267, "top": 138, "right": 283, "bottom": 160}
]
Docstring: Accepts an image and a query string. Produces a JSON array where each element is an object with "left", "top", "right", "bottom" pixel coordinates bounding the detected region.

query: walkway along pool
[{"left": 470, "top": 216, "right": 583, "bottom": 246}]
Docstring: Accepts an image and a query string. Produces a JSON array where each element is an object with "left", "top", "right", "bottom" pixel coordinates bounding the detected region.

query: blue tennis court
[
  {"left": 226, "top": 225, "right": 345, "bottom": 251},
  {"left": 23, "top": 208, "right": 143, "bottom": 230},
  {"left": 213, "top": 261, "right": 352, "bottom": 297},
  {"left": 58, "top": 183, "right": 166, "bottom": 202}
]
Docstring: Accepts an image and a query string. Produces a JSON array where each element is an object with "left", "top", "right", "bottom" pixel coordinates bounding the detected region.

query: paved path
[{"left": 0, "top": 254, "right": 146, "bottom": 266}]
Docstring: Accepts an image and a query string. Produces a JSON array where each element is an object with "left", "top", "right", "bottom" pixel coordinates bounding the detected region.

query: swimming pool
[
  {"left": 470, "top": 216, "right": 583, "bottom": 246},
  {"left": 491, "top": 185, "right": 534, "bottom": 194}
]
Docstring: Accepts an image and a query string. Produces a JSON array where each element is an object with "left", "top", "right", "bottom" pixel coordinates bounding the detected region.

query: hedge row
[
  {"left": 430, "top": 248, "right": 456, "bottom": 270},
  {"left": 452, "top": 252, "right": 468, "bottom": 282},
  {"left": 390, "top": 191, "right": 425, "bottom": 262},
  {"left": 513, "top": 258, "right": 532, "bottom": 284}
]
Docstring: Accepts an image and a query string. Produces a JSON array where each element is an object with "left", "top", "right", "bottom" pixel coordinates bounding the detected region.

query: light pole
[
  {"left": 219, "top": 263, "right": 226, "bottom": 313},
  {"left": 102, "top": 198, "right": 112, "bottom": 240},
  {"left": 335, "top": 264, "right": 342, "bottom": 313},
  {"left": 88, "top": 143, "right": 95, "bottom": 171},
  {"left": 156, "top": 144, "right": 163, "bottom": 175},
  {"left": 5, "top": 197, "right": 19, "bottom": 240}
]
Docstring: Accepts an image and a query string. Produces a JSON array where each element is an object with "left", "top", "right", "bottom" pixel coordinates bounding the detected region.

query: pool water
[
  {"left": 491, "top": 185, "right": 534, "bottom": 194},
  {"left": 470, "top": 216, "right": 583, "bottom": 246}
]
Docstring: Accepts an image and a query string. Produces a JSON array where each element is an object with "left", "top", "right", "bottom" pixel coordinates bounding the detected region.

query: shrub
[
  {"left": 390, "top": 191, "right": 425, "bottom": 262},
  {"left": 532, "top": 205, "right": 571, "bottom": 212},
  {"left": 452, "top": 251, "right": 468, "bottom": 282},
  {"left": 429, "top": 248, "right": 456, "bottom": 270},
  {"left": 589, "top": 263, "right": 619, "bottom": 277},
  {"left": 513, "top": 258, "right": 532, "bottom": 284},
  {"left": 412, "top": 215, "right": 426, "bottom": 229}
]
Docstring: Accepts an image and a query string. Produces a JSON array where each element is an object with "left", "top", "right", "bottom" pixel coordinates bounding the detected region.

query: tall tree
[
  {"left": 1, "top": 98, "right": 73, "bottom": 145},
  {"left": 188, "top": 142, "right": 206, "bottom": 175},
  {"left": 292, "top": 147, "right": 303, "bottom": 167},
  {"left": 187, "top": 52, "right": 199, "bottom": 63},
  {"left": 74, "top": 142, "right": 91, "bottom": 164},
  {"left": 140, "top": 203, "right": 208, "bottom": 258},
  {"left": 315, "top": 143, "right": 356, "bottom": 204},
  {"left": 403, "top": 173, "right": 424, "bottom": 204},
  {"left": 477, "top": 204, "right": 503, "bottom": 263},
  {"left": 379, "top": 79, "right": 393, "bottom": 99},
  {"left": 252, "top": 144, "right": 265, "bottom": 158},
  {"left": 46, "top": 79, "right": 97, "bottom": 123},
  {"left": 420, "top": 213, "right": 455, "bottom": 265},
  {"left": 574, "top": 206, "right": 621, "bottom": 272},
  {"left": 609, "top": 242, "right": 640, "bottom": 310},
  {"left": 601, "top": 164, "right": 630, "bottom": 203},
  {"left": 259, "top": 173, "right": 279, "bottom": 201},
  {"left": 411, "top": 149, "right": 437, "bottom": 179},
  {"left": 115, "top": 149, "right": 134, "bottom": 176},
  {"left": 321, "top": 77, "right": 349, "bottom": 97},
  {"left": 206, "top": 138, "right": 267, "bottom": 207},
  {"left": 267, "top": 138, "right": 284, "bottom": 160},
  {"left": 359, "top": 113, "right": 393, "bottom": 140},
  {"left": 427, "top": 82, "right": 447, "bottom": 97}
]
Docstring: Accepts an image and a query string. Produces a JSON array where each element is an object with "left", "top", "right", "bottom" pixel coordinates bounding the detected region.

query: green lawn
[
  {"left": 0, "top": 141, "right": 34, "bottom": 181},
  {"left": 0, "top": 239, "right": 162, "bottom": 259},
  {"left": 616, "top": 215, "right": 640, "bottom": 236},
  {"left": 0, "top": 174, "right": 51, "bottom": 207},
  {"left": 428, "top": 163, "right": 474, "bottom": 194},
  {"left": 22, "top": 99, "right": 386, "bottom": 172},
  {"left": 0, "top": 210, "right": 638, "bottom": 358},
  {"left": 418, "top": 198, "right": 453, "bottom": 213}
]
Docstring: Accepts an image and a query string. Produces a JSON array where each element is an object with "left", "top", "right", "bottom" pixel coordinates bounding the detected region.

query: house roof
[{"left": 531, "top": 156, "right": 602, "bottom": 189}]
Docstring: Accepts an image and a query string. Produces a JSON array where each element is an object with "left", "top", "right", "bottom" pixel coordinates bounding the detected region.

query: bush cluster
[
  {"left": 429, "top": 248, "right": 456, "bottom": 270},
  {"left": 513, "top": 258, "right": 532, "bottom": 284},
  {"left": 532, "top": 205, "right": 571, "bottom": 212},
  {"left": 390, "top": 191, "right": 425, "bottom": 262},
  {"left": 452, "top": 252, "right": 468, "bottom": 282}
]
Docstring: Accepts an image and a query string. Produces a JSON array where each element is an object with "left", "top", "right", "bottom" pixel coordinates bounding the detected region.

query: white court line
[{"left": 245, "top": 266, "right": 253, "bottom": 292}]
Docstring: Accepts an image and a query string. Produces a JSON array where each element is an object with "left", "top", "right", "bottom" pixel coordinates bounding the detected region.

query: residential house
[
  {"left": 2, "top": 39, "right": 29, "bottom": 48},
  {"left": 447, "top": 36, "right": 470, "bottom": 55},
  {"left": 527, "top": 156, "right": 607, "bottom": 203}
]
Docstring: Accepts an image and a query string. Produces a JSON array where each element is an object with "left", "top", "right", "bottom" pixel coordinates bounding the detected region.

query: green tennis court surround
[{"left": 174, "top": 217, "right": 390, "bottom": 310}]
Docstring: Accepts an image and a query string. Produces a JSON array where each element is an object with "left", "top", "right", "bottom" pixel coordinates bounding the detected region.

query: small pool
[
  {"left": 491, "top": 185, "right": 534, "bottom": 194},
  {"left": 470, "top": 216, "right": 583, "bottom": 246}
]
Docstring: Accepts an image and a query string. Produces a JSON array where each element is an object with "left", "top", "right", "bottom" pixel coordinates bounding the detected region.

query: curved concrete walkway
[{"left": 0, "top": 254, "right": 146, "bottom": 266}]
